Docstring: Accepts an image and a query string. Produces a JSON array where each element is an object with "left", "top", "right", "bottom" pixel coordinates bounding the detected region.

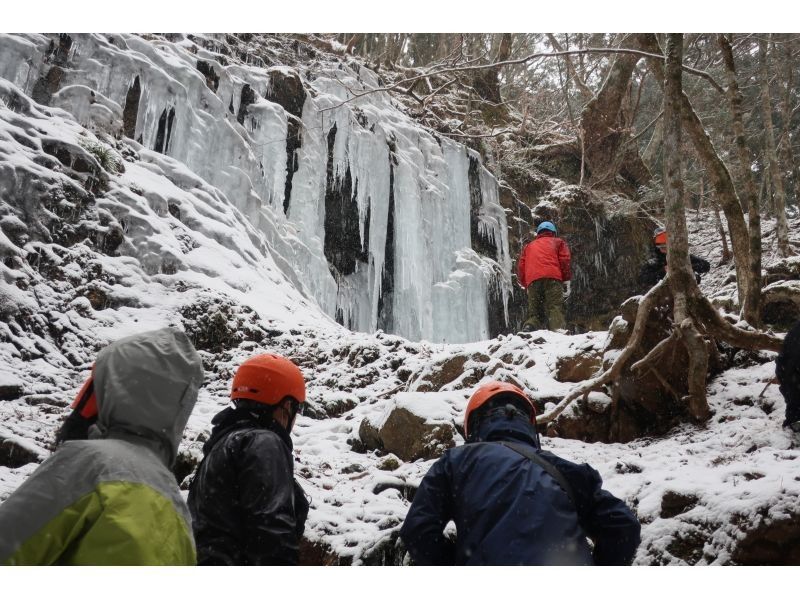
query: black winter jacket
[
  {"left": 639, "top": 247, "right": 711, "bottom": 287},
  {"left": 400, "top": 415, "right": 641, "bottom": 565},
  {"left": 777, "top": 319, "right": 800, "bottom": 428},
  {"left": 187, "top": 405, "right": 309, "bottom": 565}
]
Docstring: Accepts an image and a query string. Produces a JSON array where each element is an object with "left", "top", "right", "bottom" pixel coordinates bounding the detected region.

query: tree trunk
[
  {"left": 471, "top": 33, "right": 512, "bottom": 105},
  {"left": 759, "top": 36, "right": 793, "bottom": 257},
  {"left": 718, "top": 34, "right": 762, "bottom": 325},
  {"left": 779, "top": 34, "right": 798, "bottom": 205},
  {"left": 642, "top": 118, "right": 663, "bottom": 171},
  {"left": 663, "top": 33, "right": 710, "bottom": 421},
  {"left": 713, "top": 198, "right": 732, "bottom": 264},
  {"left": 580, "top": 33, "right": 652, "bottom": 189},
  {"left": 641, "top": 34, "right": 753, "bottom": 313}
]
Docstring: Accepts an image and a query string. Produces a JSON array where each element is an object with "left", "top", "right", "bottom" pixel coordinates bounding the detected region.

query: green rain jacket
[{"left": 0, "top": 327, "right": 204, "bottom": 565}]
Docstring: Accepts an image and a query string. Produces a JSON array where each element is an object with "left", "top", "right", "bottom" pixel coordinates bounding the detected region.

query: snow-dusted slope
[{"left": 0, "top": 33, "right": 510, "bottom": 343}]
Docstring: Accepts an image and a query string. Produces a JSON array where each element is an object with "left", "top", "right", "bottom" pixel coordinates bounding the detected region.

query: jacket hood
[
  {"left": 90, "top": 327, "right": 204, "bottom": 466},
  {"left": 468, "top": 413, "right": 541, "bottom": 449}
]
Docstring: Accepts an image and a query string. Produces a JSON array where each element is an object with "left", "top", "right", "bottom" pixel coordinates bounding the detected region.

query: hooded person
[
  {"left": 517, "top": 221, "right": 572, "bottom": 332},
  {"left": 0, "top": 327, "right": 204, "bottom": 565},
  {"left": 187, "top": 353, "right": 310, "bottom": 566},
  {"left": 400, "top": 382, "right": 641, "bottom": 565}
]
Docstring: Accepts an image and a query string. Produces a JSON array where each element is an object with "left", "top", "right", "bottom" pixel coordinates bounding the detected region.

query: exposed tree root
[
  {"left": 537, "top": 277, "right": 669, "bottom": 426},
  {"left": 537, "top": 277, "right": 783, "bottom": 428}
]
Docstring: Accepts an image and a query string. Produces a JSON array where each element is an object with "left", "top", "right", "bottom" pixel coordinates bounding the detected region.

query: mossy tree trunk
[
  {"left": 579, "top": 33, "right": 651, "bottom": 189},
  {"left": 718, "top": 33, "right": 762, "bottom": 325},
  {"left": 663, "top": 33, "right": 710, "bottom": 421},
  {"left": 759, "top": 35, "right": 793, "bottom": 257}
]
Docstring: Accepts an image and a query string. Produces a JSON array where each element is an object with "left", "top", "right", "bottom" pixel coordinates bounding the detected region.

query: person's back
[
  {"left": 0, "top": 327, "right": 204, "bottom": 565},
  {"left": 400, "top": 382, "right": 640, "bottom": 565},
  {"left": 189, "top": 404, "right": 307, "bottom": 565},
  {"left": 188, "top": 353, "right": 309, "bottom": 566},
  {"left": 518, "top": 221, "right": 571, "bottom": 332}
]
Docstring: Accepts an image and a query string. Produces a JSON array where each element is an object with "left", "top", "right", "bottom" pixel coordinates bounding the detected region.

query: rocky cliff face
[{"left": 0, "top": 33, "right": 511, "bottom": 343}]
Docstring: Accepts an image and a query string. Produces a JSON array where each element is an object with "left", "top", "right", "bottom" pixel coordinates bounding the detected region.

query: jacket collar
[
  {"left": 467, "top": 414, "right": 541, "bottom": 449},
  {"left": 204, "top": 404, "right": 293, "bottom": 456}
]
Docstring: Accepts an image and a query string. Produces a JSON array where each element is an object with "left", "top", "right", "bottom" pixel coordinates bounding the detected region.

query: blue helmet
[{"left": 536, "top": 221, "right": 557, "bottom": 234}]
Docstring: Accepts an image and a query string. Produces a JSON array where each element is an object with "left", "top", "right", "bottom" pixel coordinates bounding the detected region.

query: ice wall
[{"left": 0, "top": 33, "right": 512, "bottom": 342}]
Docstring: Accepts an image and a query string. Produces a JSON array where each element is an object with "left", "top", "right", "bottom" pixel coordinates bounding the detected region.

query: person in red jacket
[{"left": 517, "top": 221, "right": 572, "bottom": 332}]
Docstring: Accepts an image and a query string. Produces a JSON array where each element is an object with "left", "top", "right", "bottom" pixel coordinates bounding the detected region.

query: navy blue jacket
[{"left": 400, "top": 415, "right": 641, "bottom": 565}]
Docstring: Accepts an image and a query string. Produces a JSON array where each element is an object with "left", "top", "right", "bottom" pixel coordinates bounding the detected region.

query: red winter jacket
[{"left": 517, "top": 231, "right": 571, "bottom": 288}]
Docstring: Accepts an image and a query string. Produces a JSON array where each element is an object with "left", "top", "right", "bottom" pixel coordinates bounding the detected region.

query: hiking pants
[{"left": 524, "top": 278, "right": 565, "bottom": 331}]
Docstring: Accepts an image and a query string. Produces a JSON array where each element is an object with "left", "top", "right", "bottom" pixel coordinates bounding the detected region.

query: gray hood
[{"left": 90, "top": 327, "right": 204, "bottom": 466}]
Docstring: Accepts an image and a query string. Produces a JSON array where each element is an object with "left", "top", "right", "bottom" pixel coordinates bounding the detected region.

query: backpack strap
[{"left": 495, "top": 441, "right": 579, "bottom": 509}]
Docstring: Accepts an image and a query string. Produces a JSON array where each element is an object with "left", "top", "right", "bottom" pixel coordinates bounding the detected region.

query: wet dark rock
[
  {"left": 83, "top": 284, "right": 109, "bottom": 310},
  {"left": 173, "top": 450, "right": 199, "bottom": 485},
  {"left": 154, "top": 107, "right": 176, "bottom": 154},
  {"left": 664, "top": 524, "right": 710, "bottom": 565},
  {"left": 378, "top": 407, "right": 455, "bottom": 461},
  {"left": 305, "top": 394, "right": 357, "bottom": 420},
  {"left": 731, "top": 512, "right": 800, "bottom": 565},
  {"left": 323, "top": 124, "right": 369, "bottom": 282},
  {"left": 467, "top": 155, "right": 498, "bottom": 259},
  {"left": 357, "top": 418, "right": 382, "bottom": 453},
  {"left": 0, "top": 384, "right": 24, "bottom": 401},
  {"left": 237, "top": 84, "right": 256, "bottom": 125},
  {"left": 196, "top": 60, "right": 220, "bottom": 92},
  {"left": 410, "top": 354, "right": 469, "bottom": 391},
  {"left": 660, "top": 491, "right": 700, "bottom": 518},
  {"left": 614, "top": 461, "right": 643, "bottom": 474},
  {"left": 378, "top": 456, "right": 400, "bottom": 471},
  {"left": 0, "top": 436, "right": 40, "bottom": 468},
  {"left": 377, "top": 152, "right": 396, "bottom": 331},
  {"left": 265, "top": 68, "right": 306, "bottom": 119},
  {"left": 761, "top": 281, "right": 800, "bottom": 331},
  {"left": 299, "top": 538, "right": 351, "bottom": 565},
  {"left": 122, "top": 76, "right": 141, "bottom": 139},
  {"left": 555, "top": 351, "right": 602, "bottom": 382},
  {"left": 372, "top": 480, "right": 416, "bottom": 501},
  {"left": 547, "top": 394, "right": 612, "bottom": 443},
  {"left": 340, "top": 463, "right": 364, "bottom": 474}
]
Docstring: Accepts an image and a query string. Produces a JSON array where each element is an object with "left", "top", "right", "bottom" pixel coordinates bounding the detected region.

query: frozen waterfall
[{"left": 0, "top": 33, "right": 512, "bottom": 342}]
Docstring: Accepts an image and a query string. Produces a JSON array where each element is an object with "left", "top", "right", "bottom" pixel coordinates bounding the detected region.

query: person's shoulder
[
  {"left": 540, "top": 450, "right": 600, "bottom": 481},
  {"left": 234, "top": 426, "right": 286, "bottom": 452}
]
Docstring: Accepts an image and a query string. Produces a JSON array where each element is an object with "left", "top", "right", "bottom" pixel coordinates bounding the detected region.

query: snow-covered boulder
[
  {"left": 554, "top": 350, "right": 603, "bottom": 382},
  {"left": 546, "top": 391, "right": 612, "bottom": 443},
  {"left": 357, "top": 392, "right": 463, "bottom": 461}
]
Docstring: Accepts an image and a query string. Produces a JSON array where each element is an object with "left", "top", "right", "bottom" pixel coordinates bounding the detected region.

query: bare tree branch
[{"left": 320, "top": 46, "right": 724, "bottom": 113}]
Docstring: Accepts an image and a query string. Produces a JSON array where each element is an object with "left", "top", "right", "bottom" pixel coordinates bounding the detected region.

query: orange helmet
[
  {"left": 71, "top": 365, "right": 98, "bottom": 419},
  {"left": 231, "top": 353, "right": 306, "bottom": 405},
  {"left": 463, "top": 381, "right": 536, "bottom": 438},
  {"left": 653, "top": 227, "right": 667, "bottom": 247}
]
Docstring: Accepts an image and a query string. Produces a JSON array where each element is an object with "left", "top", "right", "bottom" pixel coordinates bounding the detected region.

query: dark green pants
[{"left": 523, "top": 278, "right": 565, "bottom": 331}]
